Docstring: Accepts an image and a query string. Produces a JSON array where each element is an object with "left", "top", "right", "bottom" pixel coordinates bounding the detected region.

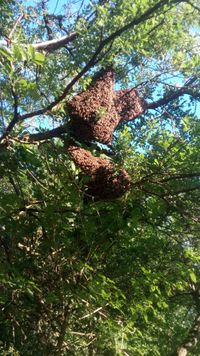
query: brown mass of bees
[
  {"left": 67, "top": 145, "right": 131, "bottom": 200},
  {"left": 67, "top": 67, "right": 146, "bottom": 200}
]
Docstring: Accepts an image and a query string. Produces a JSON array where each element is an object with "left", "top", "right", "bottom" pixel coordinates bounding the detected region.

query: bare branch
[
  {"left": 9, "top": 176, "right": 21, "bottom": 197},
  {"left": 0, "top": 33, "right": 77, "bottom": 52},
  {"left": 79, "top": 307, "right": 105, "bottom": 320},
  {"left": 7, "top": 14, "right": 24, "bottom": 42},
  {"left": 32, "top": 32, "right": 77, "bottom": 51}
]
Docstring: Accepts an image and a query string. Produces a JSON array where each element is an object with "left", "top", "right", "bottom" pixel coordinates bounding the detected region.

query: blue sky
[
  {"left": 25, "top": 0, "right": 64, "bottom": 12},
  {"left": 25, "top": 0, "right": 82, "bottom": 14}
]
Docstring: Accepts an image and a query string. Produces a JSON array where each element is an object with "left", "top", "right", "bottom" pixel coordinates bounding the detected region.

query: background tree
[{"left": 0, "top": 0, "right": 200, "bottom": 355}]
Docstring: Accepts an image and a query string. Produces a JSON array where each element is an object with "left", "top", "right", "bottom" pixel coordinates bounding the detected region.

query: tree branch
[
  {"left": 175, "top": 314, "right": 200, "bottom": 356},
  {"left": 166, "top": 185, "right": 200, "bottom": 196},
  {"left": 1, "top": 86, "right": 20, "bottom": 139},
  {"left": 155, "top": 172, "right": 200, "bottom": 183},
  {"left": 19, "top": 78, "right": 199, "bottom": 144},
  {"left": 102, "top": 0, "right": 181, "bottom": 46},
  {"left": 32, "top": 32, "right": 77, "bottom": 51},
  {"left": 7, "top": 14, "right": 24, "bottom": 42},
  {"left": 22, "top": 124, "right": 67, "bottom": 142},
  {"left": 146, "top": 78, "right": 199, "bottom": 110},
  {"left": 41, "top": 0, "right": 53, "bottom": 40},
  {"left": 56, "top": 305, "right": 70, "bottom": 355}
]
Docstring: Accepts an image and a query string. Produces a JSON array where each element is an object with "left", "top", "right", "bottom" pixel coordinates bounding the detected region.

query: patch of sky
[{"left": 24, "top": 0, "right": 88, "bottom": 19}]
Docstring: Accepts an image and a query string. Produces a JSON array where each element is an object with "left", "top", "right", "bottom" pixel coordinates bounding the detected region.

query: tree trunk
[{"left": 176, "top": 314, "right": 200, "bottom": 356}]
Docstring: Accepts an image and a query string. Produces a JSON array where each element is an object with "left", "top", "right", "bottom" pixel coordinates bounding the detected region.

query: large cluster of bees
[{"left": 66, "top": 68, "right": 146, "bottom": 200}]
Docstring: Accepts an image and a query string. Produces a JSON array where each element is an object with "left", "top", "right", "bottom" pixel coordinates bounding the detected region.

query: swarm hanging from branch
[
  {"left": 67, "top": 145, "right": 131, "bottom": 200},
  {"left": 114, "top": 89, "right": 147, "bottom": 121},
  {"left": 68, "top": 68, "right": 146, "bottom": 144},
  {"left": 66, "top": 67, "right": 146, "bottom": 200},
  {"left": 68, "top": 68, "right": 117, "bottom": 144}
]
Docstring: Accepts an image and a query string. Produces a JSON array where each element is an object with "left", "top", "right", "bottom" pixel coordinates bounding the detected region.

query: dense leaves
[{"left": 0, "top": 0, "right": 200, "bottom": 355}]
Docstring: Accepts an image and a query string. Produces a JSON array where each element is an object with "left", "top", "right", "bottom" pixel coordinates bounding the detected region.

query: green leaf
[
  {"left": 0, "top": 47, "right": 12, "bottom": 61},
  {"left": 33, "top": 52, "right": 45, "bottom": 65},
  {"left": 13, "top": 44, "right": 28, "bottom": 61},
  {"left": 189, "top": 271, "right": 197, "bottom": 284},
  {"left": 27, "top": 44, "right": 35, "bottom": 59}
]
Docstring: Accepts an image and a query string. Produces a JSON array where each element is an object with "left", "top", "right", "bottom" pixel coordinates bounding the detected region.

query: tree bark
[{"left": 176, "top": 314, "right": 200, "bottom": 356}]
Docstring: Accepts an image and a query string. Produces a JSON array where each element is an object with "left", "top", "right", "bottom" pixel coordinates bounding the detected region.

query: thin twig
[
  {"left": 79, "top": 306, "right": 104, "bottom": 320},
  {"left": 7, "top": 14, "right": 24, "bottom": 42},
  {"left": 42, "top": 0, "right": 53, "bottom": 40}
]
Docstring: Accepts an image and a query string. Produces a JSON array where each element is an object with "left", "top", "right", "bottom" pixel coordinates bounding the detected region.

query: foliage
[{"left": 0, "top": 0, "right": 200, "bottom": 355}]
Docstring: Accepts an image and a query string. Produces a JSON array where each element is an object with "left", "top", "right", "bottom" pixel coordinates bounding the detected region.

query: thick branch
[
  {"left": 20, "top": 82, "right": 199, "bottom": 144},
  {"left": 23, "top": 125, "right": 67, "bottom": 142},
  {"left": 32, "top": 32, "right": 77, "bottom": 51},
  {"left": 56, "top": 306, "right": 69, "bottom": 355},
  {"left": 0, "top": 0, "right": 182, "bottom": 54},
  {"left": 0, "top": 33, "right": 77, "bottom": 52},
  {"left": 147, "top": 88, "right": 199, "bottom": 110}
]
